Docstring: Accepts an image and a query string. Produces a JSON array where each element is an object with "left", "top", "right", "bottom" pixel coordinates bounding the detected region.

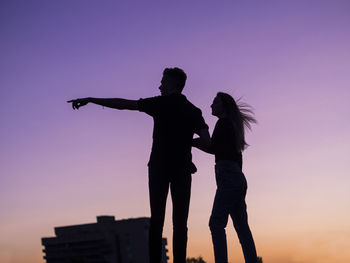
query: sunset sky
[{"left": 1, "top": 1, "right": 350, "bottom": 263}]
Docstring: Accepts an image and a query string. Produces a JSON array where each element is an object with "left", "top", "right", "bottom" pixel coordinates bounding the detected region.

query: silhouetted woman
[{"left": 193, "top": 92, "right": 258, "bottom": 263}]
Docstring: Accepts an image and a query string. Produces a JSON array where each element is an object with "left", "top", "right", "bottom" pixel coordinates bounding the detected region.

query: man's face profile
[{"left": 159, "top": 76, "right": 178, "bottom": 96}]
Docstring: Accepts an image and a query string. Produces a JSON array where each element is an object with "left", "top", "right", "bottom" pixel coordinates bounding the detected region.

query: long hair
[{"left": 216, "top": 92, "right": 257, "bottom": 151}]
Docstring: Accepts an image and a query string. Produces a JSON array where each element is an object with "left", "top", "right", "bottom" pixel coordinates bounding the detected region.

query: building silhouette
[{"left": 42, "top": 215, "right": 168, "bottom": 263}]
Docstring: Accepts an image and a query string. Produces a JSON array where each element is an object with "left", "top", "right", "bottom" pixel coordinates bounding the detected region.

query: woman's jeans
[{"left": 209, "top": 160, "right": 257, "bottom": 263}]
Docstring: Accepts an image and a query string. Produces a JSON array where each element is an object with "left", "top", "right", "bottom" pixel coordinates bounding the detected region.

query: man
[{"left": 68, "top": 67, "right": 210, "bottom": 263}]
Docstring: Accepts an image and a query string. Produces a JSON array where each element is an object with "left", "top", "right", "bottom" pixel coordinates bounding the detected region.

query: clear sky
[{"left": 1, "top": 1, "right": 350, "bottom": 262}]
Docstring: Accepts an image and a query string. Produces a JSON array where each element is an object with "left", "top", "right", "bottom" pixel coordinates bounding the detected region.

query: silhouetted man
[{"left": 68, "top": 68, "right": 210, "bottom": 263}]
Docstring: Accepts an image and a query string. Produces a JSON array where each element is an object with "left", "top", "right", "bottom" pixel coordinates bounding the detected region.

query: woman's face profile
[{"left": 211, "top": 96, "right": 225, "bottom": 117}]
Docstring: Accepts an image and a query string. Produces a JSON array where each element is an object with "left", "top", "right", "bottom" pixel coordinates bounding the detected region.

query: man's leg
[
  {"left": 149, "top": 167, "right": 169, "bottom": 263},
  {"left": 170, "top": 173, "right": 191, "bottom": 263}
]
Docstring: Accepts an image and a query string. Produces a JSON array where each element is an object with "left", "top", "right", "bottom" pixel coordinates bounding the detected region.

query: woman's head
[
  {"left": 211, "top": 92, "right": 239, "bottom": 118},
  {"left": 212, "top": 92, "right": 256, "bottom": 151}
]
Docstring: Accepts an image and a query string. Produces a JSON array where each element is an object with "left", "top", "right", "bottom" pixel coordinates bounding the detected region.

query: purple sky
[{"left": 1, "top": 1, "right": 350, "bottom": 262}]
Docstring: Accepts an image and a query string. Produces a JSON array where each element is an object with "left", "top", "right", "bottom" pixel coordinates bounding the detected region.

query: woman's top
[{"left": 211, "top": 118, "right": 243, "bottom": 169}]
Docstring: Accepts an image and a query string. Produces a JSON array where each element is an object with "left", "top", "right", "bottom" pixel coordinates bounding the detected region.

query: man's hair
[{"left": 163, "top": 67, "right": 187, "bottom": 91}]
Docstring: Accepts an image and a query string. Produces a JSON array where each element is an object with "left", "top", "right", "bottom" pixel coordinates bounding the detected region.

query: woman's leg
[
  {"left": 209, "top": 190, "right": 230, "bottom": 263},
  {"left": 230, "top": 189, "right": 257, "bottom": 263}
]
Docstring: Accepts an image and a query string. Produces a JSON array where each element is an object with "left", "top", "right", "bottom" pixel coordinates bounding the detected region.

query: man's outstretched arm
[{"left": 67, "top": 97, "right": 139, "bottom": 110}]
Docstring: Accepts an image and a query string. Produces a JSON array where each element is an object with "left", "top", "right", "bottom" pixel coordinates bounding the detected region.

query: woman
[{"left": 193, "top": 92, "right": 258, "bottom": 263}]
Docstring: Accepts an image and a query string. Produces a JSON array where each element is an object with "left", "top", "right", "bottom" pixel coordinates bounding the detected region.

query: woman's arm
[{"left": 192, "top": 128, "right": 213, "bottom": 154}]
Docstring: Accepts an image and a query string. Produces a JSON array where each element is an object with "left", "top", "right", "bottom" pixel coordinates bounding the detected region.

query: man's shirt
[{"left": 138, "top": 93, "right": 208, "bottom": 172}]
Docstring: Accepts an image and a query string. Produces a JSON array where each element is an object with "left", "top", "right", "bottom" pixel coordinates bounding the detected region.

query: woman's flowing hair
[{"left": 217, "top": 92, "right": 257, "bottom": 151}]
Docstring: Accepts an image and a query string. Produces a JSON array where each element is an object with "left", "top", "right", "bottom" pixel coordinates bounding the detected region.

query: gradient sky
[{"left": 1, "top": 1, "right": 350, "bottom": 263}]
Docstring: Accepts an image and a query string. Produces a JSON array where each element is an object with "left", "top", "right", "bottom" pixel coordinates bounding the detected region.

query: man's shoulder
[
  {"left": 137, "top": 95, "right": 164, "bottom": 115},
  {"left": 139, "top": 95, "right": 162, "bottom": 102},
  {"left": 138, "top": 94, "right": 204, "bottom": 117},
  {"left": 180, "top": 95, "right": 202, "bottom": 112}
]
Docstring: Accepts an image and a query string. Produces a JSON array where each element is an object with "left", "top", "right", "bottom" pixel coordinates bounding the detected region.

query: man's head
[{"left": 159, "top": 67, "right": 187, "bottom": 96}]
